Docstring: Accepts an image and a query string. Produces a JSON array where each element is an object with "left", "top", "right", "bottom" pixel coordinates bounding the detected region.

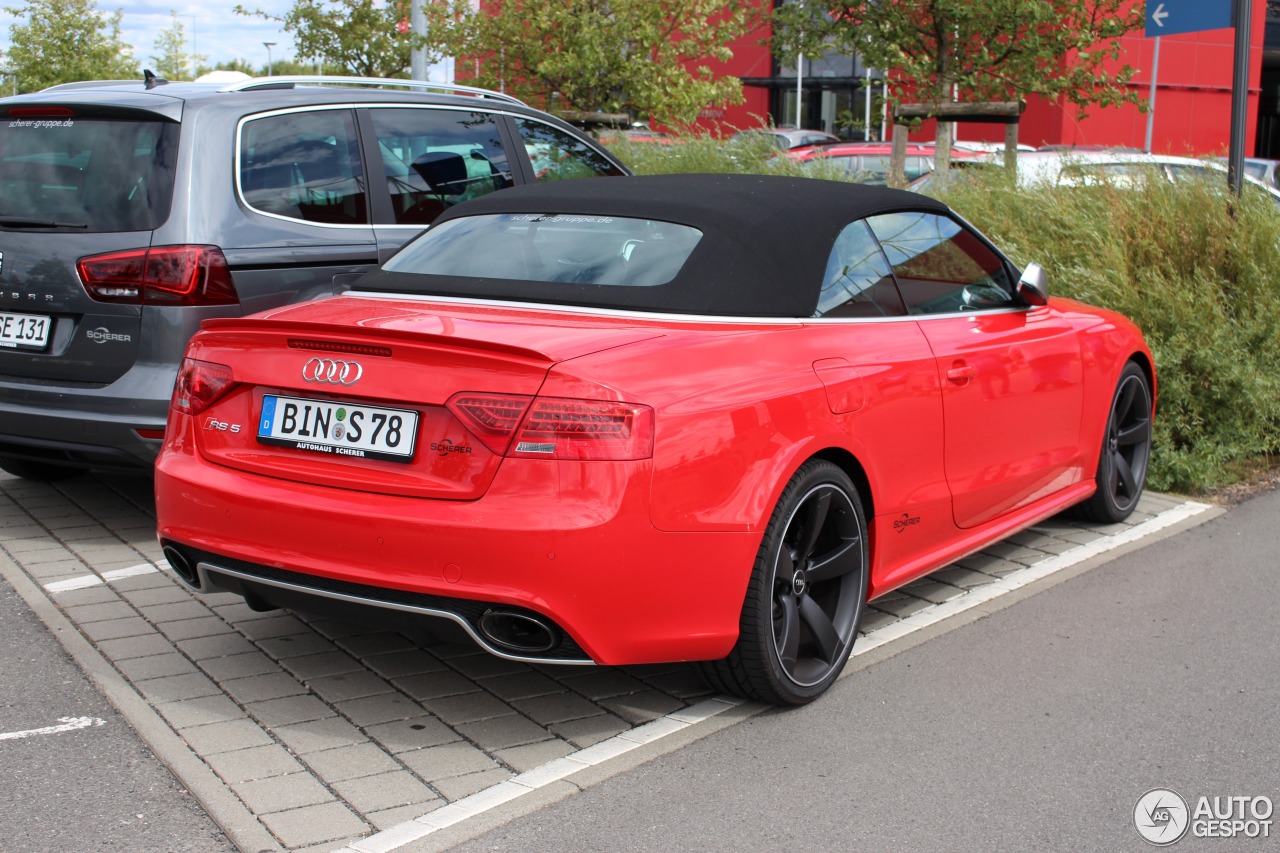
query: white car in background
[{"left": 912, "top": 149, "right": 1280, "bottom": 205}]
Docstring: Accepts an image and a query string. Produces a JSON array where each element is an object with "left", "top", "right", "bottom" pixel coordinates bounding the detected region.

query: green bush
[
  {"left": 603, "top": 135, "right": 1280, "bottom": 493},
  {"left": 605, "top": 133, "right": 843, "bottom": 180},
  {"left": 935, "top": 173, "right": 1280, "bottom": 493}
]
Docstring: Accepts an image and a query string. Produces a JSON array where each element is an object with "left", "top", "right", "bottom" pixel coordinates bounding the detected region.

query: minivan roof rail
[
  {"left": 220, "top": 75, "right": 527, "bottom": 106},
  {"left": 40, "top": 80, "right": 141, "bottom": 92}
]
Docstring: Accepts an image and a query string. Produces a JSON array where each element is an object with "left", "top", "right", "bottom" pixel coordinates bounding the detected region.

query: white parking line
[
  {"left": 43, "top": 562, "right": 165, "bottom": 594},
  {"left": 336, "top": 698, "right": 743, "bottom": 853},
  {"left": 853, "top": 500, "right": 1215, "bottom": 658},
  {"left": 334, "top": 499, "right": 1215, "bottom": 853},
  {"left": 0, "top": 716, "right": 107, "bottom": 742}
]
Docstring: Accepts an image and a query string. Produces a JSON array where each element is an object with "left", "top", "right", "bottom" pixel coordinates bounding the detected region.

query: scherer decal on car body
[
  {"left": 431, "top": 439, "right": 473, "bottom": 456},
  {"left": 894, "top": 513, "right": 922, "bottom": 533},
  {"left": 86, "top": 327, "right": 132, "bottom": 344}
]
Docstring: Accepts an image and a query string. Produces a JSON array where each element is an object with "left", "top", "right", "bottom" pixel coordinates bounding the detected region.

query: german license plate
[
  {"left": 257, "top": 395, "right": 419, "bottom": 463},
  {"left": 0, "top": 312, "right": 52, "bottom": 351}
]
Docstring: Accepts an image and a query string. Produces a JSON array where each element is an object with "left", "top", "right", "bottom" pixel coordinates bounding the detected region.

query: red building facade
[{"left": 697, "top": 0, "right": 1276, "bottom": 158}]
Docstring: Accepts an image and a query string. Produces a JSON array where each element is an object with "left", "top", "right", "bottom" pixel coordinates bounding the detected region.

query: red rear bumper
[{"left": 155, "top": 442, "right": 758, "bottom": 665}]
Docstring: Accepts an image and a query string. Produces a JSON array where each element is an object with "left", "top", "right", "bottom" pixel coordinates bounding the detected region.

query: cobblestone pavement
[{"left": 0, "top": 470, "right": 1204, "bottom": 852}]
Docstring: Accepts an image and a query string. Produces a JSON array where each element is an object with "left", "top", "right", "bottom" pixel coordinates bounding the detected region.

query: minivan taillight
[
  {"left": 8, "top": 107, "right": 74, "bottom": 118},
  {"left": 448, "top": 393, "right": 654, "bottom": 461},
  {"left": 78, "top": 245, "right": 239, "bottom": 306},
  {"left": 171, "top": 358, "right": 235, "bottom": 415}
]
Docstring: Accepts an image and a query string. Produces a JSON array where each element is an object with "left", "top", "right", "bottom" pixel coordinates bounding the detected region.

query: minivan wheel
[{"left": 0, "top": 456, "right": 88, "bottom": 482}]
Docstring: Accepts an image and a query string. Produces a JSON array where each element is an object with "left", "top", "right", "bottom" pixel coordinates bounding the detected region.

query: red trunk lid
[{"left": 180, "top": 296, "right": 664, "bottom": 498}]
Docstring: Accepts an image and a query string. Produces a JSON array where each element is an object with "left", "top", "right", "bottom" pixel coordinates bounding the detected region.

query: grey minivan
[{"left": 0, "top": 75, "right": 628, "bottom": 479}]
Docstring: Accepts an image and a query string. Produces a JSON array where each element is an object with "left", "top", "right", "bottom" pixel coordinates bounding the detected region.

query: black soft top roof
[{"left": 357, "top": 173, "right": 953, "bottom": 317}]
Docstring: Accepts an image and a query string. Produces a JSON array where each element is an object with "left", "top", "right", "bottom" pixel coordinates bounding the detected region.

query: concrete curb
[{"left": 0, "top": 549, "right": 284, "bottom": 853}]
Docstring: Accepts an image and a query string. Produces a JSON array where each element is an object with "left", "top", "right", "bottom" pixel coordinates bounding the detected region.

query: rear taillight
[
  {"left": 171, "top": 358, "right": 235, "bottom": 415},
  {"left": 515, "top": 398, "right": 655, "bottom": 460},
  {"left": 77, "top": 245, "right": 239, "bottom": 306},
  {"left": 448, "top": 393, "right": 654, "bottom": 461},
  {"left": 448, "top": 395, "right": 534, "bottom": 455},
  {"left": 8, "top": 107, "right": 74, "bottom": 118}
]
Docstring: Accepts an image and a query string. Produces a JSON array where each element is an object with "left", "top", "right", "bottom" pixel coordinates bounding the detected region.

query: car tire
[
  {"left": 0, "top": 456, "right": 88, "bottom": 482},
  {"left": 700, "top": 459, "right": 868, "bottom": 705},
  {"left": 1076, "top": 362, "right": 1152, "bottom": 523}
]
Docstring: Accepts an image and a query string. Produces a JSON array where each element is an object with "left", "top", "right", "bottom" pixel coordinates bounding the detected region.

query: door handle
[{"left": 946, "top": 363, "right": 976, "bottom": 384}]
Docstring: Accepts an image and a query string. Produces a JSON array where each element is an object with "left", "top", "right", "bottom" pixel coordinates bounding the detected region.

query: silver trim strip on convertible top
[{"left": 346, "top": 290, "right": 1033, "bottom": 326}]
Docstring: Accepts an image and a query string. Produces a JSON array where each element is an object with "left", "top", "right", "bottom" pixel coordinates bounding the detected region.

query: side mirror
[{"left": 1016, "top": 262, "right": 1049, "bottom": 306}]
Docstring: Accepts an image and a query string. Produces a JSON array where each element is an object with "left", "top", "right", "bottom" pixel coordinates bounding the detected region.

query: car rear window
[
  {"left": 380, "top": 213, "right": 702, "bottom": 287},
  {"left": 0, "top": 116, "right": 177, "bottom": 232}
]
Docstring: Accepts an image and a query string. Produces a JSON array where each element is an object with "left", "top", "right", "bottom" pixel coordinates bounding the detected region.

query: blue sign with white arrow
[{"left": 1146, "top": 0, "right": 1233, "bottom": 38}]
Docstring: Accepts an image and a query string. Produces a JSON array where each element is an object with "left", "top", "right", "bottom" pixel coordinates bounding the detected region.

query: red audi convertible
[{"left": 155, "top": 174, "right": 1154, "bottom": 705}]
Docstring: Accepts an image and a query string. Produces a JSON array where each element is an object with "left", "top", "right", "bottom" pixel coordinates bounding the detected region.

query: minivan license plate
[
  {"left": 258, "top": 395, "right": 418, "bottom": 463},
  {"left": 0, "top": 312, "right": 52, "bottom": 351}
]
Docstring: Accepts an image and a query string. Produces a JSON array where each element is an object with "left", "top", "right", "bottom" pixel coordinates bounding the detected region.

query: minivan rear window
[{"left": 0, "top": 116, "right": 178, "bottom": 232}]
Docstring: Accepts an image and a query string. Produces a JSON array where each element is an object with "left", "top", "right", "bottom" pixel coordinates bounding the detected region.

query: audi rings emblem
[{"left": 302, "top": 357, "right": 363, "bottom": 385}]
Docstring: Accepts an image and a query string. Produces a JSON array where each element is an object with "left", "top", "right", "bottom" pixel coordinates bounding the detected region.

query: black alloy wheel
[
  {"left": 1078, "top": 361, "right": 1152, "bottom": 523},
  {"left": 700, "top": 459, "right": 868, "bottom": 705}
]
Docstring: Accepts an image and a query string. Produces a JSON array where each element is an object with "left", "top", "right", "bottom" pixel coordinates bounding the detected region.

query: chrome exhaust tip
[
  {"left": 162, "top": 545, "right": 200, "bottom": 589},
  {"left": 477, "top": 609, "right": 560, "bottom": 654}
]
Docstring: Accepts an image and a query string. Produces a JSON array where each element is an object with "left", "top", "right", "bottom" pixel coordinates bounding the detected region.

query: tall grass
[
  {"left": 936, "top": 173, "right": 1280, "bottom": 492},
  {"left": 607, "top": 134, "right": 845, "bottom": 180},
  {"left": 605, "top": 137, "right": 1280, "bottom": 492}
]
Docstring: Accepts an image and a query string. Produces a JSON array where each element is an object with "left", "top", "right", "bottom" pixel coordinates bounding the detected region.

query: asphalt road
[
  {"left": 439, "top": 485, "right": 1280, "bottom": 853},
  {"left": 0, "top": 574, "right": 233, "bottom": 853}
]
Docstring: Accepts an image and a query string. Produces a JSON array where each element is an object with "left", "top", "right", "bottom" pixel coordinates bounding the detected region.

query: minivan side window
[
  {"left": 369, "top": 108, "right": 514, "bottom": 226},
  {"left": 866, "top": 211, "right": 1014, "bottom": 315},
  {"left": 240, "top": 110, "right": 367, "bottom": 225},
  {"left": 513, "top": 118, "right": 626, "bottom": 183}
]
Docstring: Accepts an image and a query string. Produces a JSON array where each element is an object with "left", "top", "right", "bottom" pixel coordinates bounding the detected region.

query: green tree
[
  {"left": 234, "top": 0, "right": 422, "bottom": 78},
  {"left": 194, "top": 57, "right": 348, "bottom": 78},
  {"left": 151, "top": 10, "right": 206, "bottom": 80},
  {"left": 775, "top": 0, "right": 1145, "bottom": 171},
  {"left": 421, "top": 0, "right": 760, "bottom": 125},
  {"left": 196, "top": 58, "right": 258, "bottom": 77},
  {"left": 4, "top": 0, "right": 137, "bottom": 92}
]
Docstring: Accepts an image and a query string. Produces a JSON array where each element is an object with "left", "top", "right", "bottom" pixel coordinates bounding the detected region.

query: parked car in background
[
  {"left": 951, "top": 140, "right": 1037, "bottom": 154},
  {"left": 1015, "top": 150, "right": 1266, "bottom": 190},
  {"left": 0, "top": 75, "right": 627, "bottom": 480},
  {"left": 1243, "top": 157, "right": 1280, "bottom": 189},
  {"left": 786, "top": 142, "right": 985, "bottom": 185},
  {"left": 910, "top": 149, "right": 1280, "bottom": 204},
  {"left": 156, "top": 173, "right": 1154, "bottom": 705},
  {"left": 731, "top": 127, "right": 841, "bottom": 151},
  {"left": 1209, "top": 155, "right": 1280, "bottom": 190},
  {"left": 598, "top": 127, "right": 677, "bottom": 146}
]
